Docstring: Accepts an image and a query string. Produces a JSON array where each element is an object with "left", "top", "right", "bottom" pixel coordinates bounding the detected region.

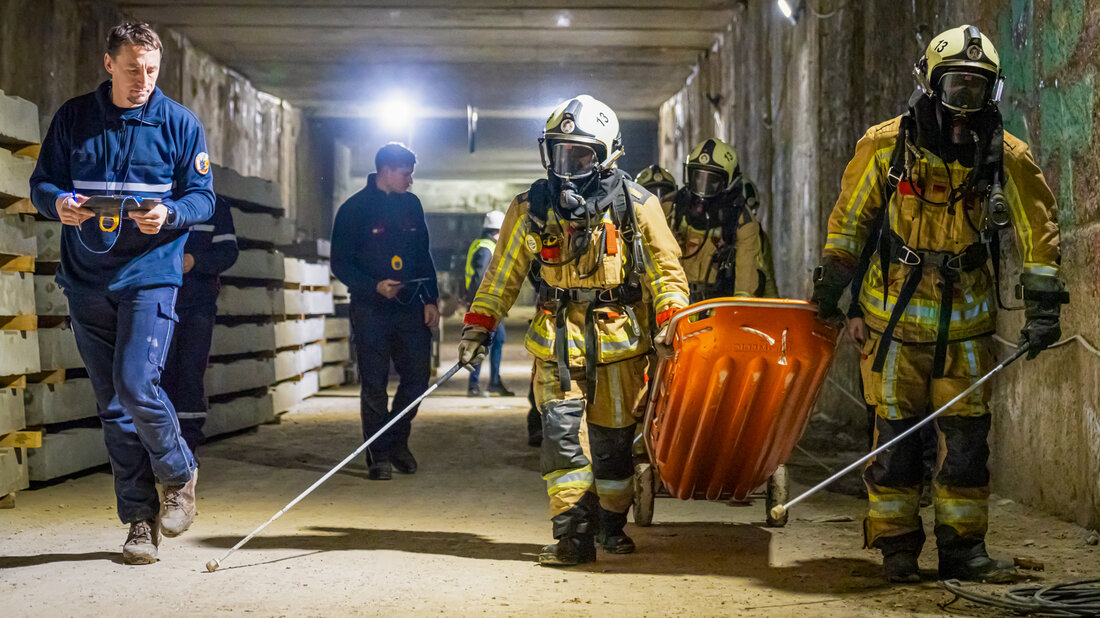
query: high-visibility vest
[{"left": 464, "top": 237, "right": 496, "bottom": 291}]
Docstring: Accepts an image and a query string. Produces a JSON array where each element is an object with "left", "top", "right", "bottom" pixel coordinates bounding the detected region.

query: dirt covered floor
[{"left": 1, "top": 334, "right": 1097, "bottom": 616}]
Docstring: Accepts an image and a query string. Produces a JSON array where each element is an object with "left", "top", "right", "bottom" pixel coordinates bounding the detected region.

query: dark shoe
[
  {"left": 939, "top": 545, "right": 1017, "bottom": 583},
  {"left": 467, "top": 385, "right": 482, "bottom": 397},
  {"left": 883, "top": 550, "right": 920, "bottom": 583},
  {"left": 391, "top": 445, "right": 418, "bottom": 474},
  {"left": 488, "top": 383, "right": 516, "bottom": 397},
  {"left": 123, "top": 520, "right": 159, "bottom": 565},
  {"left": 538, "top": 534, "right": 596, "bottom": 566},
  {"left": 368, "top": 461, "right": 393, "bottom": 481},
  {"left": 160, "top": 468, "right": 197, "bottom": 538},
  {"left": 596, "top": 507, "right": 636, "bottom": 554}
]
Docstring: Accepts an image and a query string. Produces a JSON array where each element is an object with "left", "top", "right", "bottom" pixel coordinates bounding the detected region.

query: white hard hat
[{"left": 483, "top": 210, "right": 505, "bottom": 230}]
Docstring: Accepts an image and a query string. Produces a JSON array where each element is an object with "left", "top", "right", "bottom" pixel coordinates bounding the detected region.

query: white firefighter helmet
[
  {"left": 540, "top": 95, "right": 623, "bottom": 180},
  {"left": 914, "top": 24, "right": 1004, "bottom": 112}
]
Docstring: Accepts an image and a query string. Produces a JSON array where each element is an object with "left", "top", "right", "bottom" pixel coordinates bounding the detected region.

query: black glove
[
  {"left": 1018, "top": 273, "right": 1068, "bottom": 360},
  {"left": 811, "top": 256, "right": 853, "bottom": 326}
]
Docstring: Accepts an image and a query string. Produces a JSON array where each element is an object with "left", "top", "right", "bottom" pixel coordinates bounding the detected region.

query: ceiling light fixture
[{"left": 777, "top": 0, "right": 799, "bottom": 25}]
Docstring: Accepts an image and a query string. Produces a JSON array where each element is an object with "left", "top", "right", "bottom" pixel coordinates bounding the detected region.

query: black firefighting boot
[
  {"left": 539, "top": 503, "right": 597, "bottom": 567},
  {"left": 937, "top": 527, "right": 1017, "bottom": 583},
  {"left": 876, "top": 530, "right": 923, "bottom": 583},
  {"left": 595, "top": 506, "right": 635, "bottom": 554}
]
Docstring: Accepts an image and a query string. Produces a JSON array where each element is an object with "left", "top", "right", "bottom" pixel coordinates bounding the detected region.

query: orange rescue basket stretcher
[{"left": 637, "top": 298, "right": 838, "bottom": 523}]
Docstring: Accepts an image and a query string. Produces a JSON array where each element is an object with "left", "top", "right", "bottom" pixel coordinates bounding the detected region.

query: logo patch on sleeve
[{"left": 195, "top": 152, "right": 210, "bottom": 175}]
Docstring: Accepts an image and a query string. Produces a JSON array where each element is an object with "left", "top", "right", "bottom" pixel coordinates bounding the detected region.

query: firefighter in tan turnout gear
[
  {"left": 812, "top": 25, "right": 1066, "bottom": 583},
  {"left": 459, "top": 95, "right": 689, "bottom": 567},
  {"left": 662, "top": 138, "right": 765, "bottom": 301}
]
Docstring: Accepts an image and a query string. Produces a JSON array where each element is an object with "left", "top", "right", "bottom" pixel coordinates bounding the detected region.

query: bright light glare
[
  {"left": 376, "top": 96, "right": 416, "bottom": 131},
  {"left": 556, "top": 11, "right": 571, "bottom": 27},
  {"left": 777, "top": 0, "right": 793, "bottom": 19}
]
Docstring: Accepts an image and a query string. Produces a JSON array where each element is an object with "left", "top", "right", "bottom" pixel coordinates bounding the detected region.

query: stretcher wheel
[
  {"left": 765, "top": 465, "right": 789, "bottom": 528},
  {"left": 632, "top": 462, "right": 655, "bottom": 527}
]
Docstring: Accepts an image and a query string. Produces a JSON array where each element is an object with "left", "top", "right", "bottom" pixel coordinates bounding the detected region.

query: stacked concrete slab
[
  {"left": 270, "top": 240, "right": 334, "bottom": 411},
  {"left": 321, "top": 278, "right": 353, "bottom": 389},
  {"left": 207, "top": 164, "right": 288, "bottom": 432},
  {"left": 0, "top": 91, "right": 44, "bottom": 499}
]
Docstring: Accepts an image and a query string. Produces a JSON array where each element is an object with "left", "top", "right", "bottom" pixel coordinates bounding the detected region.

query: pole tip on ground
[
  {"left": 769, "top": 504, "right": 787, "bottom": 521},
  {"left": 205, "top": 559, "right": 220, "bottom": 572}
]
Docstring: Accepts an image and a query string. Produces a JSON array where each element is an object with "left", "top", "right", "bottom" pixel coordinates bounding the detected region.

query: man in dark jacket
[
  {"left": 331, "top": 142, "right": 439, "bottom": 481},
  {"left": 162, "top": 196, "right": 238, "bottom": 461},
  {"left": 29, "top": 21, "right": 213, "bottom": 564}
]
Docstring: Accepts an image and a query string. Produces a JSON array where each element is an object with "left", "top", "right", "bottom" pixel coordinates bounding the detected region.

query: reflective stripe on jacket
[{"left": 824, "top": 116, "right": 1060, "bottom": 343}]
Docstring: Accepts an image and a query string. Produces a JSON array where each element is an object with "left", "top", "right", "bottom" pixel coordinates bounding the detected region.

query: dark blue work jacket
[
  {"left": 331, "top": 174, "right": 439, "bottom": 311},
  {"left": 179, "top": 195, "right": 238, "bottom": 307},
  {"left": 30, "top": 80, "right": 215, "bottom": 293}
]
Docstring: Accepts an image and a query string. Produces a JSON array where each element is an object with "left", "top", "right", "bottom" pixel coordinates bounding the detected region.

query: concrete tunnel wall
[
  {"left": 0, "top": 0, "right": 329, "bottom": 240},
  {"left": 658, "top": 0, "right": 1100, "bottom": 529}
]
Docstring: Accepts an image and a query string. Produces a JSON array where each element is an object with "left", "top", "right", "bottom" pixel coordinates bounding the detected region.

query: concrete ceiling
[{"left": 115, "top": 0, "right": 734, "bottom": 117}]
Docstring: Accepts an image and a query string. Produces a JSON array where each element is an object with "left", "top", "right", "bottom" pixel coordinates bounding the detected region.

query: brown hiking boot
[
  {"left": 123, "top": 520, "right": 159, "bottom": 565},
  {"left": 160, "top": 468, "right": 197, "bottom": 538}
]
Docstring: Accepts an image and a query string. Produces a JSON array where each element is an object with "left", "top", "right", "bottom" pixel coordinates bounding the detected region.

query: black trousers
[
  {"left": 162, "top": 300, "right": 217, "bottom": 459},
  {"left": 350, "top": 302, "right": 431, "bottom": 463}
]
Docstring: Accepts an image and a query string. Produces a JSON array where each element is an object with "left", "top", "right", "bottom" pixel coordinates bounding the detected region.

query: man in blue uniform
[
  {"left": 29, "top": 22, "right": 214, "bottom": 564},
  {"left": 463, "top": 210, "right": 513, "bottom": 398},
  {"left": 331, "top": 142, "right": 439, "bottom": 481},
  {"left": 162, "top": 196, "right": 238, "bottom": 460}
]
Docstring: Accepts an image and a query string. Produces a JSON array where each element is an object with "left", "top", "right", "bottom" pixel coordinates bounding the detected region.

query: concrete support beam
[
  {"left": 32, "top": 275, "right": 67, "bottom": 316},
  {"left": 272, "top": 370, "right": 319, "bottom": 413},
  {"left": 0, "top": 330, "right": 39, "bottom": 376},
  {"left": 210, "top": 322, "right": 277, "bottom": 357},
  {"left": 23, "top": 379, "right": 96, "bottom": 426},
  {"left": 204, "top": 392, "right": 275, "bottom": 439},
  {"left": 0, "top": 90, "right": 40, "bottom": 148},
  {"left": 37, "top": 327, "right": 82, "bottom": 371},
  {"left": 213, "top": 164, "right": 283, "bottom": 212},
  {"left": 34, "top": 222, "right": 61, "bottom": 262},
  {"left": 205, "top": 357, "right": 276, "bottom": 398},
  {"left": 222, "top": 249, "right": 285, "bottom": 280},
  {"left": 319, "top": 364, "right": 345, "bottom": 388},
  {"left": 274, "top": 343, "right": 323, "bottom": 381},
  {"left": 324, "top": 317, "right": 350, "bottom": 339},
  {"left": 0, "top": 387, "right": 25, "bottom": 436},
  {"left": 283, "top": 289, "right": 334, "bottom": 316},
  {"left": 0, "top": 214, "right": 36, "bottom": 257},
  {"left": 322, "top": 340, "right": 350, "bottom": 364},
  {"left": 0, "top": 446, "right": 28, "bottom": 495},
  {"left": 230, "top": 209, "right": 284, "bottom": 245},
  {"left": 28, "top": 428, "right": 108, "bottom": 482},
  {"left": 274, "top": 317, "right": 325, "bottom": 348},
  {"left": 0, "top": 149, "right": 34, "bottom": 206},
  {"left": 217, "top": 285, "right": 285, "bottom": 316},
  {"left": 0, "top": 271, "right": 33, "bottom": 316}
]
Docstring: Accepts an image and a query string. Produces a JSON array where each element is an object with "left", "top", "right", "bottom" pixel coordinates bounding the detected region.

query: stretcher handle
[{"left": 768, "top": 343, "right": 1029, "bottom": 522}]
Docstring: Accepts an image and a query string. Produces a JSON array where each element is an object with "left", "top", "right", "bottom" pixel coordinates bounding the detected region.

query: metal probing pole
[
  {"left": 204, "top": 361, "right": 465, "bottom": 572},
  {"left": 769, "top": 343, "right": 1029, "bottom": 521}
]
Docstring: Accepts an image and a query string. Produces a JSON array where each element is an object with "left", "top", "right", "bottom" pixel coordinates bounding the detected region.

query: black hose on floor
[{"left": 940, "top": 578, "right": 1100, "bottom": 616}]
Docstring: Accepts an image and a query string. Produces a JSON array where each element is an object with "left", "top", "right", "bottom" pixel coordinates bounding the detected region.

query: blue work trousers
[
  {"left": 162, "top": 300, "right": 217, "bottom": 459},
  {"left": 350, "top": 302, "right": 431, "bottom": 464},
  {"left": 467, "top": 322, "right": 506, "bottom": 388},
  {"left": 66, "top": 285, "right": 195, "bottom": 524}
]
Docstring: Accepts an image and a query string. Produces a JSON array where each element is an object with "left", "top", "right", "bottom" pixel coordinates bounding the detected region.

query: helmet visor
[
  {"left": 687, "top": 168, "right": 727, "bottom": 198},
  {"left": 938, "top": 71, "right": 990, "bottom": 112},
  {"left": 645, "top": 183, "right": 674, "bottom": 200},
  {"left": 550, "top": 142, "right": 598, "bottom": 179}
]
